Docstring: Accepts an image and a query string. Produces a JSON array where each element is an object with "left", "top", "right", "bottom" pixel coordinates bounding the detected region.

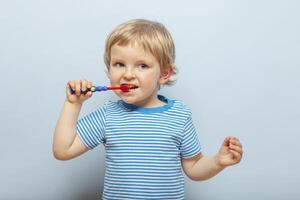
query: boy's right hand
[{"left": 66, "top": 79, "right": 93, "bottom": 104}]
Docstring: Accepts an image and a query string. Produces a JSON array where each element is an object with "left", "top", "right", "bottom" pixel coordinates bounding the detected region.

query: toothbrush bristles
[{"left": 107, "top": 84, "right": 138, "bottom": 92}]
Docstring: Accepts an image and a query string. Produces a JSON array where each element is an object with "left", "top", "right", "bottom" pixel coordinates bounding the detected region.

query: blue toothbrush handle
[{"left": 69, "top": 86, "right": 108, "bottom": 95}]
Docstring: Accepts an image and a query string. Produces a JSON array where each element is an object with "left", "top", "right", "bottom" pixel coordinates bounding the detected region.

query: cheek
[
  {"left": 140, "top": 73, "right": 160, "bottom": 87},
  {"left": 108, "top": 69, "right": 120, "bottom": 81}
]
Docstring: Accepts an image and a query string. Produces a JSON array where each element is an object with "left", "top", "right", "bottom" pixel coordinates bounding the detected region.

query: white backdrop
[{"left": 1, "top": 0, "right": 299, "bottom": 199}]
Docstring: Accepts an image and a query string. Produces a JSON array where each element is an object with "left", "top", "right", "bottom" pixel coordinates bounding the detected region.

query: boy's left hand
[{"left": 215, "top": 136, "right": 243, "bottom": 167}]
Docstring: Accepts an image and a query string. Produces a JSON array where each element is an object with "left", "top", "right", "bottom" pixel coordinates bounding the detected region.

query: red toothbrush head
[
  {"left": 107, "top": 84, "right": 138, "bottom": 92},
  {"left": 120, "top": 84, "right": 138, "bottom": 92}
]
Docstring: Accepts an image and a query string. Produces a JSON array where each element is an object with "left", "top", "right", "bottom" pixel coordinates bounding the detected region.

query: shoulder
[{"left": 168, "top": 97, "right": 192, "bottom": 117}]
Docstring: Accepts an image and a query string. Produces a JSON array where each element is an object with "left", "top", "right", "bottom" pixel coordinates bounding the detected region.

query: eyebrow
[
  {"left": 111, "top": 57, "right": 151, "bottom": 64},
  {"left": 135, "top": 59, "right": 151, "bottom": 64}
]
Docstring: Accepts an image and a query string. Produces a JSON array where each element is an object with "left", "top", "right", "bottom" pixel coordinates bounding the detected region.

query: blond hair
[{"left": 104, "top": 19, "right": 177, "bottom": 85}]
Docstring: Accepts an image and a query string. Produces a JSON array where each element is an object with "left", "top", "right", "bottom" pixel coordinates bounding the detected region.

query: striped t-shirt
[{"left": 76, "top": 95, "right": 201, "bottom": 200}]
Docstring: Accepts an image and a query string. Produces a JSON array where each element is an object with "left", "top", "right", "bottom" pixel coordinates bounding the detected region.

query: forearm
[
  {"left": 187, "top": 155, "right": 225, "bottom": 181},
  {"left": 53, "top": 100, "right": 82, "bottom": 158}
]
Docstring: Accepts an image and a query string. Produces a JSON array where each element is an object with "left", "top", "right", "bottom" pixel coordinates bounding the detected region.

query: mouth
[{"left": 120, "top": 83, "right": 139, "bottom": 92}]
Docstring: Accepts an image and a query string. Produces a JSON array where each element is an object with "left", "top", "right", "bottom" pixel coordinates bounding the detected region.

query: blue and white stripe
[{"left": 77, "top": 95, "right": 201, "bottom": 199}]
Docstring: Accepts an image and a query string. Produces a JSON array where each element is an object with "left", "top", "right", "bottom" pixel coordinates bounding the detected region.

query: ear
[{"left": 159, "top": 65, "right": 174, "bottom": 85}]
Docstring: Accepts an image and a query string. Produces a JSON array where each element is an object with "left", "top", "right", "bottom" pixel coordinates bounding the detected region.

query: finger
[
  {"left": 75, "top": 80, "right": 81, "bottom": 95},
  {"left": 229, "top": 144, "right": 243, "bottom": 155},
  {"left": 86, "top": 91, "right": 93, "bottom": 97},
  {"left": 230, "top": 138, "right": 242, "bottom": 148},
  {"left": 87, "top": 80, "right": 92, "bottom": 89},
  {"left": 229, "top": 149, "right": 242, "bottom": 162},
  {"left": 85, "top": 80, "right": 92, "bottom": 95},
  {"left": 81, "top": 79, "right": 87, "bottom": 93},
  {"left": 83, "top": 80, "right": 93, "bottom": 97},
  {"left": 222, "top": 137, "right": 231, "bottom": 147},
  {"left": 67, "top": 81, "right": 75, "bottom": 95}
]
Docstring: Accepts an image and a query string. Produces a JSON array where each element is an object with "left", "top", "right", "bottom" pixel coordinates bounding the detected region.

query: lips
[
  {"left": 120, "top": 83, "right": 139, "bottom": 92},
  {"left": 121, "top": 83, "right": 139, "bottom": 89}
]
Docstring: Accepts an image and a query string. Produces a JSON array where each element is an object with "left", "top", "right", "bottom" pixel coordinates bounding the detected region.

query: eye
[
  {"left": 113, "top": 62, "right": 125, "bottom": 68},
  {"left": 138, "top": 64, "right": 149, "bottom": 70}
]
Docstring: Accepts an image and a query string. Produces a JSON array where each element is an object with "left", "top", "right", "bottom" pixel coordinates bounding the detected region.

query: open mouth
[{"left": 120, "top": 83, "right": 139, "bottom": 92}]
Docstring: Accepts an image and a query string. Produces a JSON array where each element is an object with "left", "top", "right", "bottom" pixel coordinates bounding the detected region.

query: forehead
[{"left": 111, "top": 44, "right": 158, "bottom": 63}]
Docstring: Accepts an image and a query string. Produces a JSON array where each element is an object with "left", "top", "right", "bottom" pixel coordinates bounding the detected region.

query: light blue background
[{"left": 1, "top": 0, "right": 299, "bottom": 199}]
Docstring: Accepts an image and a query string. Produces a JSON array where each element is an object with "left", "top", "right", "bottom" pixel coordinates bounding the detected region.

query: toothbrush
[{"left": 70, "top": 84, "right": 138, "bottom": 95}]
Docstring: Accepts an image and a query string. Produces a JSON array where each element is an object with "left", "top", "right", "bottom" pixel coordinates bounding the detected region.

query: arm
[
  {"left": 182, "top": 137, "right": 243, "bottom": 181},
  {"left": 52, "top": 79, "right": 92, "bottom": 160}
]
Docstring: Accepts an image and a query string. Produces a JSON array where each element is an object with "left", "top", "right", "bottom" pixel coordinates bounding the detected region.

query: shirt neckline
[{"left": 120, "top": 95, "right": 174, "bottom": 114}]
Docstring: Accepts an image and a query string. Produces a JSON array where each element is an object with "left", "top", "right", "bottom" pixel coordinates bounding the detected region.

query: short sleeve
[
  {"left": 180, "top": 116, "right": 201, "bottom": 158},
  {"left": 76, "top": 103, "right": 107, "bottom": 149}
]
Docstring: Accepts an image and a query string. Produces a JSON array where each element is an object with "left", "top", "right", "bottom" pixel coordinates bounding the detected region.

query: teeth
[
  {"left": 121, "top": 84, "right": 138, "bottom": 89},
  {"left": 130, "top": 85, "right": 138, "bottom": 89}
]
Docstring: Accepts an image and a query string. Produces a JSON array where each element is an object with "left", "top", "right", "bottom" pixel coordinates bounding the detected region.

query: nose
[{"left": 123, "top": 66, "right": 135, "bottom": 80}]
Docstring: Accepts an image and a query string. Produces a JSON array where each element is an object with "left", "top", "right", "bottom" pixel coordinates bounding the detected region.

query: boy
[{"left": 53, "top": 19, "right": 243, "bottom": 199}]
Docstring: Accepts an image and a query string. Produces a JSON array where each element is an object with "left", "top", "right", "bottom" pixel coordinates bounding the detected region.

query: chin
[
  {"left": 122, "top": 96, "right": 147, "bottom": 106},
  {"left": 121, "top": 97, "right": 137, "bottom": 104},
  {"left": 118, "top": 94, "right": 132, "bottom": 101}
]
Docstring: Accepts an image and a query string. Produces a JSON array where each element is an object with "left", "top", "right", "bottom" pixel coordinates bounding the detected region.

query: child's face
[{"left": 108, "top": 44, "right": 167, "bottom": 107}]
